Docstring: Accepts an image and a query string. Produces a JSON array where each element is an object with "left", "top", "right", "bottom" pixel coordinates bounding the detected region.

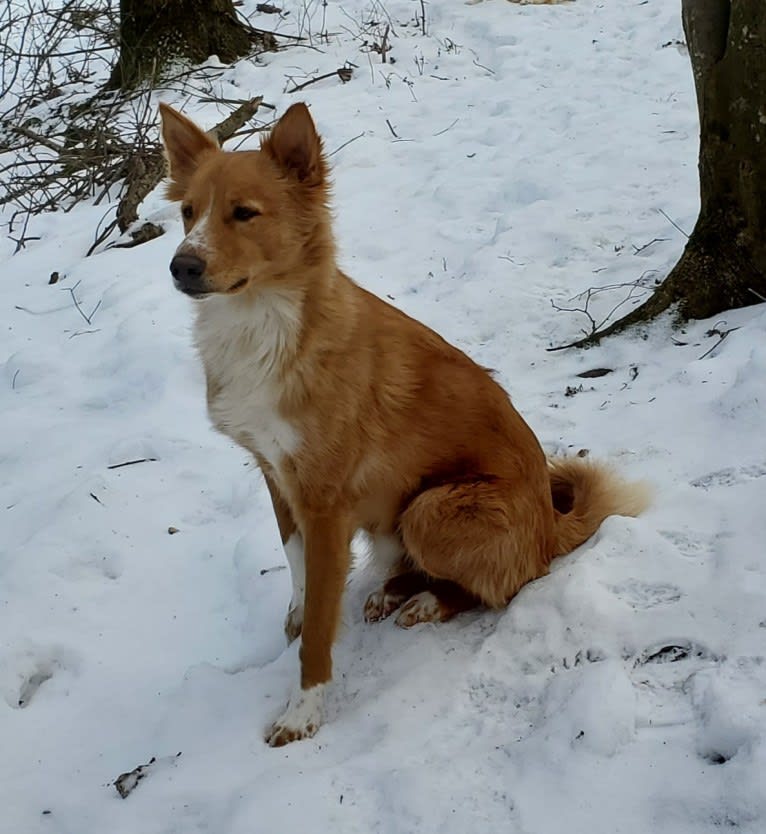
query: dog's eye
[
  {"left": 233, "top": 206, "right": 261, "bottom": 221},
  {"left": 181, "top": 205, "right": 193, "bottom": 220}
]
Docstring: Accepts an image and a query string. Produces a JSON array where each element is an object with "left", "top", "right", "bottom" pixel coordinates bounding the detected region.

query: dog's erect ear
[
  {"left": 261, "top": 103, "right": 324, "bottom": 186},
  {"left": 159, "top": 103, "right": 219, "bottom": 201}
]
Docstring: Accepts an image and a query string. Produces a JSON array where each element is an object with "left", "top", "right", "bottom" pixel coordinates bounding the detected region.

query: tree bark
[
  {"left": 107, "top": 0, "right": 258, "bottom": 90},
  {"left": 571, "top": 0, "right": 766, "bottom": 345}
]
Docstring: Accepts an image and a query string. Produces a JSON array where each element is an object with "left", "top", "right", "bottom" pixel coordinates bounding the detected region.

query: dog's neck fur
[
  {"left": 193, "top": 239, "right": 350, "bottom": 398},
  {"left": 195, "top": 285, "right": 304, "bottom": 384}
]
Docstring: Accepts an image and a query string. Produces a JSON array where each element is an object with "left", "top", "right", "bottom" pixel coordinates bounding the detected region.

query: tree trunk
[
  {"left": 107, "top": 0, "right": 255, "bottom": 90},
  {"left": 573, "top": 0, "right": 766, "bottom": 345}
]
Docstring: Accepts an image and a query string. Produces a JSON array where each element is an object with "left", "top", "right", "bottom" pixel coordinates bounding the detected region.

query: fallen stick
[
  {"left": 287, "top": 67, "right": 353, "bottom": 94},
  {"left": 107, "top": 457, "right": 158, "bottom": 470}
]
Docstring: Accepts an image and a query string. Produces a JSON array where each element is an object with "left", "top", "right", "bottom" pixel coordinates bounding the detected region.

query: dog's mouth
[
  {"left": 226, "top": 277, "right": 249, "bottom": 294},
  {"left": 173, "top": 277, "right": 248, "bottom": 298},
  {"left": 178, "top": 286, "right": 211, "bottom": 300}
]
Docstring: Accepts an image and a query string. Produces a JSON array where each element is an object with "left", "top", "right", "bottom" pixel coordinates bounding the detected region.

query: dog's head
[{"left": 159, "top": 102, "right": 331, "bottom": 299}]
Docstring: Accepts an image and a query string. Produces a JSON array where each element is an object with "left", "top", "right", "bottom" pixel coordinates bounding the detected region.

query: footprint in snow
[
  {"left": 606, "top": 579, "right": 682, "bottom": 610},
  {"left": 50, "top": 550, "right": 123, "bottom": 582},
  {"left": 633, "top": 640, "right": 720, "bottom": 668},
  {"left": 688, "top": 656, "right": 766, "bottom": 771},
  {"left": 690, "top": 462, "right": 766, "bottom": 490},
  {"left": 657, "top": 529, "right": 719, "bottom": 561},
  {"left": 629, "top": 640, "right": 722, "bottom": 731},
  {"left": 17, "top": 666, "right": 54, "bottom": 708},
  {"left": 0, "top": 646, "right": 78, "bottom": 709}
]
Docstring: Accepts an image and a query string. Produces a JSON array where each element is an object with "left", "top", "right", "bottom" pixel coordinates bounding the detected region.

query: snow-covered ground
[{"left": 2, "top": 0, "right": 766, "bottom": 831}]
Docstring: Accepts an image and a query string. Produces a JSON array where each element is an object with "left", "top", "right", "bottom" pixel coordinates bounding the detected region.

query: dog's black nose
[{"left": 170, "top": 254, "right": 208, "bottom": 295}]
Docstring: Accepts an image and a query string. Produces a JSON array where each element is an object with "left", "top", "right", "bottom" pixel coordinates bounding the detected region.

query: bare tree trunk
[
  {"left": 575, "top": 0, "right": 766, "bottom": 344},
  {"left": 107, "top": 0, "right": 257, "bottom": 90}
]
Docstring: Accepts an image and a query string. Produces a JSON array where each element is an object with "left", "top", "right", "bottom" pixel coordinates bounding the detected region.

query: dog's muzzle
[{"left": 170, "top": 254, "right": 209, "bottom": 297}]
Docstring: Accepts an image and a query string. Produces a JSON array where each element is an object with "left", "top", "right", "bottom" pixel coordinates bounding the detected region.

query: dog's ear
[
  {"left": 159, "top": 103, "right": 219, "bottom": 201},
  {"left": 261, "top": 103, "right": 325, "bottom": 186}
]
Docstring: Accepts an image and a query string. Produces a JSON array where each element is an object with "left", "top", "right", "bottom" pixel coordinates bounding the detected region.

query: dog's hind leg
[
  {"left": 394, "top": 579, "right": 481, "bottom": 627},
  {"left": 364, "top": 569, "right": 429, "bottom": 622},
  {"left": 365, "top": 568, "right": 480, "bottom": 624},
  {"left": 263, "top": 472, "right": 304, "bottom": 643},
  {"left": 399, "top": 477, "right": 552, "bottom": 610},
  {"left": 364, "top": 533, "right": 421, "bottom": 622}
]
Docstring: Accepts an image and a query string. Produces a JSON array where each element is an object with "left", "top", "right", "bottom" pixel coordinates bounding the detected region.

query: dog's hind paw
[
  {"left": 363, "top": 588, "right": 406, "bottom": 622},
  {"left": 284, "top": 605, "right": 303, "bottom": 643},
  {"left": 395, "top": 591, "right": 444, "bottom": 628}
]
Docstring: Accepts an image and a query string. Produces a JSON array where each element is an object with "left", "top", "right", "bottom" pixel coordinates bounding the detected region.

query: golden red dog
[{"left": 159, "top": 102, "right": 648, "bottom": 746}]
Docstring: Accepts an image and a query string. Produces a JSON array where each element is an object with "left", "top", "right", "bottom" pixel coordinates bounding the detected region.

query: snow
[{"left": 2, "top": 0, "right": 766, "bottom": 831}]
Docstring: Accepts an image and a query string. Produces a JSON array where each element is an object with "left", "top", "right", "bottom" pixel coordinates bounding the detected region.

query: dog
[{"left": 159, "top": 102, "right": 648, "bottom": 746}]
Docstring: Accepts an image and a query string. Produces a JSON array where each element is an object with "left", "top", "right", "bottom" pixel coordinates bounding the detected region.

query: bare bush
[{"left": 0, "top": 0, "right": 279, "bottom": 254}]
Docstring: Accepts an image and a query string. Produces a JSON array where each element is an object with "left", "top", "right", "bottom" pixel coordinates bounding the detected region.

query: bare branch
[{"left": 286, "top": 66, "right": 353, "bottom": 93}]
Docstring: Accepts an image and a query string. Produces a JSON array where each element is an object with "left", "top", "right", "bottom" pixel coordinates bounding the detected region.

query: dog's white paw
[
  {"left": 364, "top": 588, "right": 406, "bottom": 622},
  {"left": 395, "top": 591, "right": 442, "bottom": 628},
  {"left": 284, "top": 605, "right": 303, "bottom": 643},
  {"left": 265, "top": 684, "right": 325, "bottom": 747}
]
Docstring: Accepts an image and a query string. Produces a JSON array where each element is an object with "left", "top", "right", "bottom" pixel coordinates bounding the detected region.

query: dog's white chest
[
  {"left": 208, "top": 377, "right": 297, "bottom": 467},
  {"left": 194, "top": 293, "right": 302, "bottom": 470}
]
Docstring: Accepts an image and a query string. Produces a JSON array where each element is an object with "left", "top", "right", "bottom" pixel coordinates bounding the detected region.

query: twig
[
  {"left": 547, "top": 277, "right": 654, "bottom": 351},
  {"left": 380, "top": 24, "right": 390, "bottom": 63},
  {"left": 633, "top": 237, "right": 668, "bottom": 255},
  {"left": 8, "top": 124, "right": 64, "bottom": 153},
  {"left": 549, "top": 297, "right": 596, "bottom": 342},
  {"left": 328, "top": 132, "right": 365, "bottom": 157},
  {"left": 107, "top": 458, "right": 158, "bottom": 470},
  {"left": 385, "top": 118, "right": 398, "bottom": 138},
  {"left": 472, "top": 58, "right": 495, "bottom": 75},
  {"left": 260, "top": 565, "right": 287, "bottom": 575},
  {"left": 434, "top": 118, "right": 459, "bottom": 137},
  {"left": 246, "top": 27, "right": 304, "bottom": 41},
  {"left": 657, "top": 208, "right": 689, "bottom": 238},
  {"left": 286, "top": 66, "right": 353, "bottom": 93},
  {"left": 196, "top": 96, "right": 275, "bottom": 110},
  {"left": 15, "top": 304, "right": 70, "bottom": 315},
  {"left": 68, "top": 329, "right": 100, "bottom": 339},
  {"left": 63, "top": 281, "right": 100, "bottom": 325},
  {"left": 698, "top": 324, "right": 740, "bottom": 360},
  {"left": 87, "top": 216, "right": 120, "bottom": 257}
]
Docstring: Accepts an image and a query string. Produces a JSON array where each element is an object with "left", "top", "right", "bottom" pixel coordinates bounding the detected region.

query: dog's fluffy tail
[{"left": 548, "top": 456, "right": 651, "bottom": 557}]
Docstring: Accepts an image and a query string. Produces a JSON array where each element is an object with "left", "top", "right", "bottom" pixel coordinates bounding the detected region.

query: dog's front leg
[{"left": 265, "top": 509, "right": 351, "bottom": 746}]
